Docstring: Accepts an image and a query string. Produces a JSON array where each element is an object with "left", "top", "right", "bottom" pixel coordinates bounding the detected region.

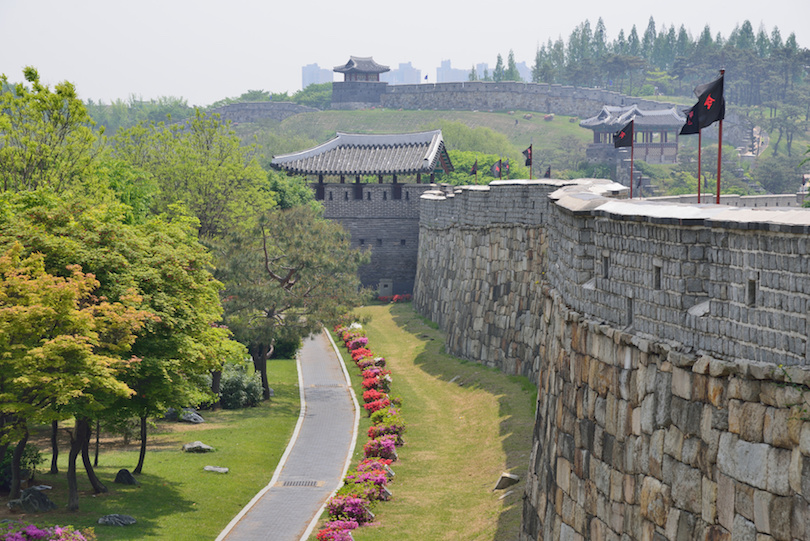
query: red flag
[{"left": 490, "top": 160, "right": 501, "bottom": 178}]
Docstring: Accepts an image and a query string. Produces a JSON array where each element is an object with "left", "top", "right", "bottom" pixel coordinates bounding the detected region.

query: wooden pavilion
[
  {"left": 580, "top": 105, "right": 686, "bottom": 164},
  {"left": 333, "top": 56, "right": 390, "bottom": 82}
]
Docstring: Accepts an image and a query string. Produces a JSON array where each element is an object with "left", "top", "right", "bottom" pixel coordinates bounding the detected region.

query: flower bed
[
  {"left": 318, "top": 323, "right": 408, "bottom": 540},
  {"left": 0, "top": 523, "right": 95, "bottom": 541}
]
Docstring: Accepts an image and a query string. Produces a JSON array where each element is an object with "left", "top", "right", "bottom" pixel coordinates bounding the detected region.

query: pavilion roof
[
  {"left": 580, "top": 104, "right": 686, "bottom": 131},
  {"left": 270, "top": 130, "right": 454, "bottom": 176},
  {"left": 333, "top": 56, "right": 390, "bottom": 74}
]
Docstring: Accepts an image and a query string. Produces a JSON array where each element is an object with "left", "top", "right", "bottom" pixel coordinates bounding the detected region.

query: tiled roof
[
  {"left": 580, "top": 105, "right": 686, "bottom": 130},
  {"left": 333, "top": 56, "right": 390, "bottom": 74},
  {"left": 270, "top": 130, "right": 454, "bottom": 176}
]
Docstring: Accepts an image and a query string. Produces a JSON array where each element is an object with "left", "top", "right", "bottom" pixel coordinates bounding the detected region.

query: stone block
[
  {"left": 640, "top": 475, "right": 671, "bottom": 527},
  {"left": 766, "top": 447, "right": 791, "bottom": 496},
  {"left": 702, "top": 476, "right": 717, "bottom": 524},
  {"left": 717, "top": 433, "right": 769, "bottom": 490},
  {"left": 792, "top": 494, "right": 809, "bottom": 539},
  {"left": 735, "top": 481, "right": 755, "bottom": 521},
  {"left": 731, "top": 514, "right": 756, "bottom": 541},
  {"left": 762, "top": 408, "right": 792, "bottom": 449},
  {"left": 789, "top": 447, "right": 803, "bottom": 494},
  {"left": 716, "top": 472, "right": 735, "bottom": 531},
  {"left": 672, "top": 367, "right": 692, "bottom": 400},
  {"left": 740, "top": 402, "right": 766, "bottom": 442},
  {"left": 727, "top": 400, "right": 742, "bottom": 434},
  {"left": 666, "top": 457, "right": 702, "bottom": 515}
]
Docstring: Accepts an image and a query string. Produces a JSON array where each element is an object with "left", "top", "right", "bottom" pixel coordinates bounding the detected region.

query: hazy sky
[{"left": 1, "top": 0, "right": 808, "bottom": 107}]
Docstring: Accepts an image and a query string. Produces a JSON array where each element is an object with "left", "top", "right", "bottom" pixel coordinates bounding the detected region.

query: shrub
[
  {"left": 316, "top": 520, "right": 358, "bottom": 541},
  {"left": 327, "top": 495, "right": 374, "bottom": 524},
  {"left": 363, "top": 435, "right": 398, "bottom": 460},
  {"left": 0, "top": 522, "right": 95, "bottom": 541},
  {"left": 219, "top": 362, "right": 263, "bottom": 409},
  {"left": 0, "top": 445, "right": 44, "bottom": 491},
  {"left": 270, "top": 337, "right": 302, "bottom": 359}
]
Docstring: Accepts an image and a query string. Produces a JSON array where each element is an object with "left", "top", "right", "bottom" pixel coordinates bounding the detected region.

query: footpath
[{"left": 217, "top": 331, "right": 359, "bottom": 541}]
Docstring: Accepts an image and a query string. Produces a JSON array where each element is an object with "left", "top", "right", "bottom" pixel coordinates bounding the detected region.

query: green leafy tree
[
  {"left": 493, "top": 54, "right": 505, "bottom": 82},
  {"left": 214, "top": 205, "right": 368, "bottom": 399},
  {"left": 0, "top": 243, "right": 148, "bottom": 505},
  {"left": 0, "top": 67, "right": 101, "bottom": 193},
  {"left": 111, "top": 110, "right": 268, "bottom": 238}
]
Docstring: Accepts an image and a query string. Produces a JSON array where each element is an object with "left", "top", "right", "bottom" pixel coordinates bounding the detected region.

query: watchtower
[{"left": 270, "top": 130, "right": 454, "bottom": 295}]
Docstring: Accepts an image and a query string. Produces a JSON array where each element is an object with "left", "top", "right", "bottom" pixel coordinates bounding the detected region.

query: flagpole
[
  {"left": 716, "top": 69, "right": 725, "bottom": 204},
  {"left": 630, "top": 141, "right": 635, "bottom": 199},
  {"left": 697, "top": 130, "right": 702, "bottom": 203}
]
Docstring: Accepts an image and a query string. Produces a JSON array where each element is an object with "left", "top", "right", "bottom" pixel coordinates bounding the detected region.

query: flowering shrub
[
  {"left": 370, "top": 407, "right": 400, "bottom": 425},
  {"left": 350, "top": 348, "right": 372, "bottom": 362},
  {"left": 327, "top": 495, "right": 374, "bottom": 524},
  {"left": 356, "top": 457, "right": 393, "bottom": 470},
  {"left": 363, "top": 435, "right": 398, "bottom": 460},
  {"left": 362, "top": 389, "right": 386, "bottom": 403},
  {"left": 363, "top": 398, "right": 391, "bottom": 415},
  {"left": 361, "top": 377, "right": 381, "bottom": 390},
  {"left": 376, "top": 294, "right": 412, "bottom": 303},
  {"left": 356, "top": 358, "right": 377, "bottom": 370},
  {"left": 316, "top": 520, "right": 358, "bottom": 541},
  {"left": 0, "top": 523, "right": 96, "bottom": 541},
  {"left": 346, "top": 337, "right": 368, "bottom": 350}
]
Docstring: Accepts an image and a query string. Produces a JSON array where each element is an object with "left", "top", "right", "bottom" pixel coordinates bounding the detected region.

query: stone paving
[{"left": 217, "top": 331, "right": 357, "bottom": 541}]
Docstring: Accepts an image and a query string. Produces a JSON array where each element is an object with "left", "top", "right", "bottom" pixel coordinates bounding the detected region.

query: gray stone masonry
[{"left": 414, "top": 179, "right": 810, "bottom": 540}]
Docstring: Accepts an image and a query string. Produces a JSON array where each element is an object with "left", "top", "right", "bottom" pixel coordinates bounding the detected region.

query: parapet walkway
[{"left": 217, "top": 331, "right": 359, "bottom": 541}]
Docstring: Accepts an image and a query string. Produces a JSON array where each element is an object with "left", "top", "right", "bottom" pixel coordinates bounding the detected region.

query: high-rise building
[
  {"left": 380, "top": 62, "right": 422, "bottom": 84},
  {"left": 302, "top": 63, "right": 333, "bottom": 89},
  {"left": 436, "top": 60, "right": 468, "bottom": 83}
]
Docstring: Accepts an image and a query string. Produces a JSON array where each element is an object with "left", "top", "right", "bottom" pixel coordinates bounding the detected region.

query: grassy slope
[
  {"left": 2, "top": 357, "right": 299, "bottom": 541},
  {"left": 250, "top": 109, "right": 591, "bottom": 154},
  {"left": 316, "top": 303, "right": 536, "bottom": 540}
]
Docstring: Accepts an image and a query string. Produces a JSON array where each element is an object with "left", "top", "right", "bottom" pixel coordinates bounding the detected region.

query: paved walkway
[{"left": 217, "top": 331, "right": 358, "bottom": 541}]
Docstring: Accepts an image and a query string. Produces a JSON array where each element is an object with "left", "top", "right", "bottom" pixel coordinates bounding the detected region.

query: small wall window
[
  {"left": 747, "top": 278, "right": 757, "bottom": 306},
  {"left": 366, "top": 192, "right": 371, "bottom": 200},
  {"left": 383, "top": 191, "right": 388, "bottom": 200},
  {"left": 359, "top": 239, "right": 365, "bottom": 246},
  {"left": 400, "top": 239, "right": 406, "bottom": 246},
  {"left": 393, "top": 185, "right": 403, "bottom": 200},
  {"left": 654, "top": 264, "right": 662, "bottom": 290},
  {"left": 602, "top": 256, "right": 609, "bottom": 279},
  {"left": 328, "top": 191, "right": 333, "bottom": 201},
  {"left": 344, "top": 191, "right": 349, "bottom": 201},
  {"left": 405, "top": 191, "right": 410, "bottom": 200},
  {"left": 377, "top": 239, "right": 382, "bottom": 246}
]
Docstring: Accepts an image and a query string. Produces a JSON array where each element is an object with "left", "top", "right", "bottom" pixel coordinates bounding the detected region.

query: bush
[
  {"left": 270, "top": 337, "right": 302, "bottom": 359},
  {"left": 0, "top": 444, "right": 44, "bottom": 491},
  {"left": 219, "top": 362, "right": 263, "bottom": 410}
]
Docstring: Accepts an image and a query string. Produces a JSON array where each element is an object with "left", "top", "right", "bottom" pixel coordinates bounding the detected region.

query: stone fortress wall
[{"left": 414, "top": 180, "right": 810, "bottom": 540}]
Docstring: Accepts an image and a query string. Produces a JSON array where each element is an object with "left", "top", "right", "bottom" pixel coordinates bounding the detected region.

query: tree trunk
[
  {"left": 10, "top": 431, "right": 29, "bottom": 499},
  {"left": 210, "top": 370, "right": 222, "bottom": 410},
  {"left": 251, "top": 343, "right": 272, "bottom": 401},
  {"left": 50, "top": 420, "right": 59, "bottom": 474},
  {"left": 79, "top": 418, "right": 107, "bottom": 494},
  {"left": 133, "top": 416, "right": 148, "bottom": 475},
  {"left": 67, "top": 424, "right": 83, "bottom": 511},
  {"left": 94, "top": 419, "right": 100, "bottom": 467}
]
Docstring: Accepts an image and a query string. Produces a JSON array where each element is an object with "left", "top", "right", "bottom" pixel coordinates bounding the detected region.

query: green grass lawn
[
  {"left": 1, "top": 357, "right": 300, "bottom": 540},
  {"left": 313, "top": 303, "right": 537, "bottom": 540}
]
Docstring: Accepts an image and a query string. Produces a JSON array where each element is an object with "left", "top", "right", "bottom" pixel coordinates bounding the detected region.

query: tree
[
  {"left": 111, "top": 110, "right": 268, "bottom": 239},
  {"left": 0, "top": 190, "right": 240, "bottom": 478},
  {"left": 215, "top": 205, "right": 368, "bottom": 399},
  {"left": 0, "top": 67, "right": 101, "bottom": 193},
  {"left": 493, "top": 54, "right": 505, "bottom": 82},
  {"left": 0, "top": 243, "right": 147, "bottom": 504},
  {"left": 505, "top": 50, "right": 521, "bottom": 82}
]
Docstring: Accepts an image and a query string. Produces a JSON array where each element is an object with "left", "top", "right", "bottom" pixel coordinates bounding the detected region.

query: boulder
[
  {"left": 114, "top": 469, "right": 139, "bottom": 485},
  {"left": 180, "top": 408, "right": 205, "bottom": 424},
  {"left": 183, "top": 441, "right": 214, "bottom": 453},
  {"left": 7, "top": 488, "right": 57, "bottom": 513},
  {"left": 98, "top": 514, "right": 137, "bottom": 526}
]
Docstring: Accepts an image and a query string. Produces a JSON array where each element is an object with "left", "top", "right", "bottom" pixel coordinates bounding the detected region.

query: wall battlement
[{"left": 414, "top": 180, "right": 810, "bottom": 540}]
